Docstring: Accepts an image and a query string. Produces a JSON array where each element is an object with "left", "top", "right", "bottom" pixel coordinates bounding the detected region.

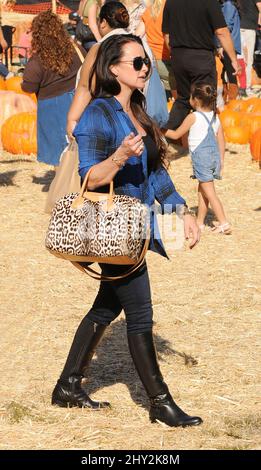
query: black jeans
[
  {"left": 167, "top": 48, "right": 217, "bottom": 129},
  {"left": 86, "top": 262, "right": 153, "bottom": 334}
]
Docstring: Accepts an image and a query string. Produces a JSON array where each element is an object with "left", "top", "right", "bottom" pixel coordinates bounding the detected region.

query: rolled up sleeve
[{"left": 73, "top": 105, "right": 113, "bottom": 180}]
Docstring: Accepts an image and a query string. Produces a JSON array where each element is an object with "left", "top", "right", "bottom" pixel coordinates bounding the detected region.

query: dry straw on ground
[
  {"left": 0, "top": 139, "right": 260, "bottom": 450},
  {"left": 0, "top": 8, "right": 260, "bottom": 452}
]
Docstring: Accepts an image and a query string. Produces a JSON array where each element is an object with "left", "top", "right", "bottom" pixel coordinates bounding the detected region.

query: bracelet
[
  {"left": 111, "top": 155, "right": 126, "bottom": 169},
  {"left": 178, "top": 205, "right": 194, "bottom": 218}
]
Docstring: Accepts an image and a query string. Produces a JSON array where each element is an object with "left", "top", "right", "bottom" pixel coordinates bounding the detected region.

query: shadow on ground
[
  {"left": 32, "top": 170, "right": 55, "bottom": 192},
  {"left": 190, "top": 206, "right": 217, "bottom": 227},
  {"left": 83, "top": 319, "right": 198, "bottom": 409},
  {"left": 0, "top": 159, "right": 33, "bottom": 164},
  {"left": 0, "top": 171, "right": 18, "bottom": 187}
]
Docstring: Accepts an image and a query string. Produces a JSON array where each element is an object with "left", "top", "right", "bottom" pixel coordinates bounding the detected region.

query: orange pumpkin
[
  {"left": 0, "top": 77, "right": 6, "bottom": 90},
  {"left": 235, "top": 112, "right": 251, "bottom": 128},
  {"left": 219, "top": 109, "right": 241, "bottom": 128},
  {"left": 251, "top": 100, "right": 261, "bottom": 115},
  {"left": 224, "top": 125, "right": 250, "bottom": 144},
  {"left": 244, "top": 97, "right": 261, "bottom": 114},
  {"left": 227, "top": 97, "right": 261, "bottom": 114},
  {"left": 226, "top": 99, "right": 248, "bottom": 112},
  {"left": 250, "top": 128, "right": 261, "bottom": 162},
  {"left": 1, "top": 112, "right": 37, "bottom": 155},
  {"left": 249, "top": 114, "right": 261, "bottom": 138},
  {"left": 5, "top": 76, "right": 37, "bottom": 103},
  {"left": 0, "top": 91, "right": 37, "bottom": 149}
]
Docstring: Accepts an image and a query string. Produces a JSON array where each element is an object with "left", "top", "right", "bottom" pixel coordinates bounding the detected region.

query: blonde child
[{"left": 165, "top": 82, "right": 231, "bottom": 234}]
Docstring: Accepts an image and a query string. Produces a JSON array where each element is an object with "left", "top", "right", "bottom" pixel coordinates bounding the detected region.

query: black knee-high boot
[
  {"left": 52, "top": 318, "right": 110, "bottom": 409},
  {"left": 128, "top": 331, "right": 202, "bottom": 427}
]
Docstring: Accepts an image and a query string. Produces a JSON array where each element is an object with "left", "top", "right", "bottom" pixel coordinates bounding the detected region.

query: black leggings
[
  {"left": 221, "top": 51, "right": 238, "bottom": 85},
  {"left": 86, "top": 262, "right": 153, "bottom": 334}
]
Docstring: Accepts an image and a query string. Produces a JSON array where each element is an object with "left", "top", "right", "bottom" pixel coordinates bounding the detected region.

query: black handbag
[{"left": 75, "top": 20, "right": 95, "bottom": 43}]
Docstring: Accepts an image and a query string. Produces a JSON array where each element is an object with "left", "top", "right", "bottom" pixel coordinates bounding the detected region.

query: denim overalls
[{"left": 191, "top": 111, "right": 221, "bottom": 182}]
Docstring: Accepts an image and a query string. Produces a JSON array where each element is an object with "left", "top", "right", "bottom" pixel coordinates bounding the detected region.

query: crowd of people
[{"left": 1, "top": 0, "right": 260, "bottom": 429}]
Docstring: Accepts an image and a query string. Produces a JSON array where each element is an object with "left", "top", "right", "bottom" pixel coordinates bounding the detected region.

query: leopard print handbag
[{"left": 45, "top": 168, "right": 150, "bottom": 280}]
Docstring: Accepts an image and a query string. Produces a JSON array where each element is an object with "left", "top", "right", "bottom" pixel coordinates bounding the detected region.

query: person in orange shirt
[{"left": 136, "top": 0, "right": 176, "bottom": 97}]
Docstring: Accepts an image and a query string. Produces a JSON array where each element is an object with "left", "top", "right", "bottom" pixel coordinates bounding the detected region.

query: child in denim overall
[{"left": 165, "top": 83, "right": 231, "bottom": 234}]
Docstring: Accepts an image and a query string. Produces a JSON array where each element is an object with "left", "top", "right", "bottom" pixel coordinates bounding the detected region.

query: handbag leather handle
[
  {"left": 80, "top": 167, "right": 114, "bottom": 199},
  {"left": 71, "top": 167, "right": 114, "bottom": 210}
]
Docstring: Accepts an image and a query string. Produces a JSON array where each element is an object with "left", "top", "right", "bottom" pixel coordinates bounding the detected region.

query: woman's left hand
[{"left": 183, "top": 214, "right": 200, "bottom": 249}]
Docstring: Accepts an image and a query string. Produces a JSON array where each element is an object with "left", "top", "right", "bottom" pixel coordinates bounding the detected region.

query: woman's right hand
[
  {"left": 67, "top": 119, "right": 78, "bottom": 141},
  {"left": 116, "top": 132, "right": 144, "bottom": 160}
]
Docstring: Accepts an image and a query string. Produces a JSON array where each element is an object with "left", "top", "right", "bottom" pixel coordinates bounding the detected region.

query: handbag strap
[
  {"left": 70, "top": 234, "right": 150, "bottom": 281},
  {"left": 72, "top": 41, "right": 85, "bottom": 64}
]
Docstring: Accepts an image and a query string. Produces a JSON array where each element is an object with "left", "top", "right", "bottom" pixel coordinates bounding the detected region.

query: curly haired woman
[{"left": 21, "top": 10, "right": 85, "bottom": 167}]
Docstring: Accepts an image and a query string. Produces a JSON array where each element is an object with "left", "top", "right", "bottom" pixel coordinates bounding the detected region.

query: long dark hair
[
  {"left": 191, "top": 83, "right": 217, "bottom": 115},
  {"left": 89, "top": 34, "right": 168, "bottom": 171},
  {"left": 99, "top": 1, "right": 130, "bottom": 28}
]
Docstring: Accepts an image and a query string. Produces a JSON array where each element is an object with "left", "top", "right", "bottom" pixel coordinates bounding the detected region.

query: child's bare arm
[
  {"left": 216, "top": 125, "right": 225, "bottom": 170},
  {"left": 163, "top": 113, "right": 195, "bottom": 140}
]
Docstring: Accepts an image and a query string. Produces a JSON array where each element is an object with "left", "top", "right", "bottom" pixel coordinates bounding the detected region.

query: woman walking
[{"left": 52, "top": 34, "right": 202, "bottom": 428}]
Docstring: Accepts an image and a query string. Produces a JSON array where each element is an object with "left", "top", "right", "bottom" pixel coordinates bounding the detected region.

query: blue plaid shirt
[{"left": 74, "top": 97, "right": 186, "bottom": 258}]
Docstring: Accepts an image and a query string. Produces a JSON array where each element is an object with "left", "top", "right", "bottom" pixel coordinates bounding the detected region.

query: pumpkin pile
[
  {"left": 0, "top": 76, "right": 37, "bottom": 155},
  {"left": 1, "top": 112, "right": 37, "bottom": 155},
  {"left": 219, "top": 97, "right": 261, "bottom": 163}
]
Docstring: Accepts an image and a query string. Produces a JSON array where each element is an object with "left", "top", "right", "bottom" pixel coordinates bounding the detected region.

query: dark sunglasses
[{"left": 120, "top": 56, "right": 150, "bottom": 71}]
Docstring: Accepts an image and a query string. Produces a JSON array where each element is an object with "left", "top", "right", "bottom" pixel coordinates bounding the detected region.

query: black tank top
[{"left": 143, "top": 134, "right": 160, "bottom": 174}]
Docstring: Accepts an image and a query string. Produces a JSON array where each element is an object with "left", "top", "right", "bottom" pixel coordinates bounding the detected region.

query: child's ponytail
[
  {"left": 206, "top": 84, "right": 217, "bottom": 115},
  {"left": 191, "top": 83, "right": 217, "bottom": 115}
]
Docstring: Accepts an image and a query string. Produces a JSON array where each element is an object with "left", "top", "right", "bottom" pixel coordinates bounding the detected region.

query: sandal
[{"left": 211, "top": 222, "right": 232, "bottom": 235}]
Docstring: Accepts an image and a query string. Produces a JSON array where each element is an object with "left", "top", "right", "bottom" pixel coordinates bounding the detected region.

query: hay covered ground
[{"left": 0, "top": 141, "right": 260, "bottom": 450}]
